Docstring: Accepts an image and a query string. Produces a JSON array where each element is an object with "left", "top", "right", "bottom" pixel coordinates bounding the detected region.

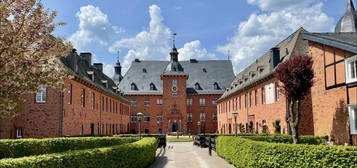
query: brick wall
[
  {"left": 308, "top": 41, "right": 357, "bottom": 145},
  {"left": 127, "top": 75, "right": 220, "bottom": 135},
  {"left": 0, "top": 88, "right": 62, "bottom": 139},
  {"left": 0, "top": 78, "right": 130, "bottom": 139}
]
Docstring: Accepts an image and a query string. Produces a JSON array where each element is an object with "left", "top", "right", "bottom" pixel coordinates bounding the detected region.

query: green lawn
[{"left": 166, "top": 137, "right": 193, "bottom": 142}]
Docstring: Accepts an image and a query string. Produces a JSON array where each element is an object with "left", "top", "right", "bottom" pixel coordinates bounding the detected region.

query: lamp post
[
  {"left": 232, "top": 111, "right": 238, "bottom": 136},
  {"left": 197, "top": 121, "right": 201, "bottom": 135},
  {"left": 137, "top": 112, "right": 143, "bottom": 139}
]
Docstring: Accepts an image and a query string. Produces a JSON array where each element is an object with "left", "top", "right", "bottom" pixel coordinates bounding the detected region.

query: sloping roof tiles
[{"left": 118, "top": 60, "right": 235, "bottom": 95}]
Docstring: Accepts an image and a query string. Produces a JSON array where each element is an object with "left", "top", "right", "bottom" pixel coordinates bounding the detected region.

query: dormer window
[
  {"left": 213, "top": 82, "right": 220, "bottom": 90},
  {"left": 239, "top": 80, "right": 243, "bottom": 84},
  {"left": 203, "top": 68, "right": 207, "bottom": 73},
  {"left": 244, "top": 78, "right": 248, "bottom": 82},
  {"left": 143, "top": 68, "right": 147, "bottom": 73},
  {"left": 131, "top": 83, "right": 138, "bottom": 90},
  {"left": 150, "top": 83, "right": 157, "bottom": 90},
  {"left": 195, "top": 82, "right": 202, "bottom": 90},
  {"left": 249, "top": 71, "right": 256, "bottom": 78},
  {"left": 112, "top": 86, "right": 118, "bottom": 92},
  {"left": 257, "top": 66, "right": 264, "bottom": 74},
  {"left": 87, "top": 71, "right": 94, "bottom": 81},
  {"left": 101, "top": 80, "right": 108, "bottom": 88}
]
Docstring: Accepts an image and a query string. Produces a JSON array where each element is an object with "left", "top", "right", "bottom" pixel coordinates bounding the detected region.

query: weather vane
[
  {"left": 172, "top": 33, "right": 177, "bottom": 48},
  {"left": 116, "top": 50, "right": 120, "bottom": 63}
]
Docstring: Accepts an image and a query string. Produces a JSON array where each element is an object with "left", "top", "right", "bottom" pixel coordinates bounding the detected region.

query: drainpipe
[{"left": 59, "top": 88, "right": 64, "bottom": 137}]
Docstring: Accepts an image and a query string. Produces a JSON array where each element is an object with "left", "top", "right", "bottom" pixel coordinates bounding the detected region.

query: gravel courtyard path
[{"left": 149, "top": 142, "right": 235, "bottom": 168}]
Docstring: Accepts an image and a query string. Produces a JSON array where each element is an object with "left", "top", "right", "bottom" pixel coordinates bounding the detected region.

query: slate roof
[
  {"left": 118, "top": 60, "right": 235, "bottom": 95},
  {"left": 335, "top": 0, "right": 357, "bottom": 33},
  {"left": 218, "top": 28, "right": 308, "bottom": 102},
  {"left": 303, "top": 32, "right": 357, "bottom": 53},
  {"left": 61, "top": 51, "right": 129, "bottom": 103}
]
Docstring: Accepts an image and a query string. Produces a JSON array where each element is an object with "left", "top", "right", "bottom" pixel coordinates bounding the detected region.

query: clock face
[{"left": 172, "top": 86, "right": 178, "bottom": 92}]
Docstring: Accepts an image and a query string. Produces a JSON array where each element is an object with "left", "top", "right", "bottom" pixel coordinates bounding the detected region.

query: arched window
[
  {"left": 149, "top": 83, "right": 156, "bottom": 90},
  {"left": 131, "top": 83, "right": 138, "bottom": 90},
  {"left": 203, "top": 68, "right": 207, "bottom": 73},
  {"left": 195, "top": 82, "right": 202, "bottom": 90},
  {"left": 213, "top": 82, "right": 220, "bottom": 90},
  {"left": 142, "top": 68, "right": 147, "bottom": 73}
]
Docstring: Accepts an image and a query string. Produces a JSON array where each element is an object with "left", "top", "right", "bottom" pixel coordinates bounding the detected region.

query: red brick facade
[
  {"left": 217, "top": 78, "right": 313, "bottom": 135},
  {"left": 217, "top": 36, "right": 357, "bottom": 145},
  {"left": 307, "top": 41, "right": 357, "bottom": 145},
  {"left": 0, "top": 77, "right": 130, "bottom": 139},
  {"left": 128, "top": 74, "right": 219, "bottom": 134}
]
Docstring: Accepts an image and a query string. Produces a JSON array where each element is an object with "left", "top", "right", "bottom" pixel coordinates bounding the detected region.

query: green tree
[{"left": 0, "top": 0, "right": 72, "bottom": 117}]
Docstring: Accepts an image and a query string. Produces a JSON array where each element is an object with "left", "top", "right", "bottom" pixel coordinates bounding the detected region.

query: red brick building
[
  {"left": 217, "top": 28, "right": 311, "bottom": 136},
  {"left": 217, "top": 1, "right": 357, "bottom": 145},
  {"left": 0, "top": 50, "right": 130, "bottom": 139},
  {"left": 116, "top": 45, "right": 234, "bottom": 134}
]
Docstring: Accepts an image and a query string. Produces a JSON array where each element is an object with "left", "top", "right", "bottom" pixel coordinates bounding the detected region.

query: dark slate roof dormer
[
  {"left": 164, "top": 47, "right": 184, "bottom": 73},
  {"left": 60, "top": 51, "right": 129, "bottom": 103},
  {"left": 335, "top": 0, "right": 357, "bottom": 33}
]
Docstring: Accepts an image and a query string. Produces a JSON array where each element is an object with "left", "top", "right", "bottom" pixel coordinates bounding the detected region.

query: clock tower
[{"left": 161, "top": 41, "right": 189, "bottom": 134}]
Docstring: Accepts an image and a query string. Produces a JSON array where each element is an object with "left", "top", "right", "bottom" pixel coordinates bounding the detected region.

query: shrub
[
  {"left": 0, "top": 138, "right": 157, "bottom": 168},
  {"left": 216, "top": 136, "right": 357, "bottom": 168},
  {"left": 0, "top": 137, "right": 137, "bottom": 159},
  {"left": 242, "top": 135, "right": 328, "bottom": 145},
  {"left": 273, "top": 120, "right": 281, "bottom": 134}
]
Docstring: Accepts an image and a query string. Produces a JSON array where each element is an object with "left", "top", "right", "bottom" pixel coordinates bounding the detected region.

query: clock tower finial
[{"left": 172, "top": 33, "right": 177, "bottom": 49}]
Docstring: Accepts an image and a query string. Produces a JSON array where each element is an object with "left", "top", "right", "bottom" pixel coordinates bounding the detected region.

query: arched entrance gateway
[{"left": 171, "top": 121, "right": 179, "bottom": 132}]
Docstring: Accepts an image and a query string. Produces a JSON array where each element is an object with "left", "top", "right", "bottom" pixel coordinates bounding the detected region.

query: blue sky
[{"left": 43, "top": 0, "right": 352, "bottom": 76}]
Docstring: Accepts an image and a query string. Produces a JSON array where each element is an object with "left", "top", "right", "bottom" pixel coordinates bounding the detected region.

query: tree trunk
[{"left": 288, "top": 99, "right": 299, "bottom": 144}]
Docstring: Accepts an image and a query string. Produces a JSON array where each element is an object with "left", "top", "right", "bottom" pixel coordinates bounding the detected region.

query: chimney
[
  {"left": 93, "top": 63, "right": 103, "bottom": 72},
  {"left": 80, "top": 52, "right": 92, "bottom": 65},
  {"left": 270, "top": 47, "right": 280, "bottom": 70},
  {"left": 69, "top": 49, "right": 79, "bottom": 73}
]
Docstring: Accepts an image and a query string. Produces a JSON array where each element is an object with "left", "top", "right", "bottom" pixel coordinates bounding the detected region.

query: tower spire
[
  {"left": 116, "top": 50, "right": 120, "bottom": 63},
  {"left": 347, "top": 0, "right": 356, "bottom": 11},
  {"left": 334, "top": 0, "right": 357, "bottom": 32},
  {"left": 172, "top": 33, "right": 177, "bottom": 49}
]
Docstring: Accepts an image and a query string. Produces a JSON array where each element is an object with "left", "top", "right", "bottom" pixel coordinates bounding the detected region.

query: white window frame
[
  {"left": 200, "top": 112, "right": 206, "bottom": 121},
  {"left": 16, "top": 128, "right": 22, "bottom": 138},
  {"left": 187, "top": 99, "right": 193, "bottom": 106},
  {"left": 212, "top": 98, "right": 217, "bottom": 105},
  {"left": 349, "top": 104, "right": 357, "bottom": 134},
  {"left": 144, "top": 99, "right": 150, "bottom": 106},
  {"left": 131, "top": 100, "right": 137, "bottom": 107},
  {"left": 345, "top": 56, "right": 357, "bottom": 84},
  {"left": 144, "top": 114, "right": 150, "bottom": 122},
  {"left": 265, "top": 83, "right": 275, "bottom": 104},
  {"left": 36, "top": 87, "right": 47, "bottom": 103},
  {"left": 212, "top": 113, "right": 217, "bottom": 121},
  {"left": 156, "top": 99, "right": 163, "bottom": 105},
  {"left": 187, "top": 113, "right": 193, "bottom": 122},
  {"left": 199, "top": 98, "right": 206, "bottom": 106}
]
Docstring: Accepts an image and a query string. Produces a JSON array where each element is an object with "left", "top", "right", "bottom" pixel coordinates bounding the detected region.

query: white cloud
[
  {"left": 217, "top": 2, "right": 334, "bottom": 73},
  {"left": 109, "top": 5, "right": 214, "bottom": 74},
  {"left": 103, "top": 64, "right": 114, "bottom": 78},
  {"left": 178, "top": 40, "right": 215, "bottom": 60},
  {"left": 247, "top": 0, "right": 315, "bottom": 11},
  {"left": 109, "top": 5, "right": 171, "bottom": 69},
  {"left": 70, "top": 5, "right": 124, "bottom": 49}
]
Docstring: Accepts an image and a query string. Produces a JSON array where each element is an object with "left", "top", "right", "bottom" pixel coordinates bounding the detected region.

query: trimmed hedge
[
  {"left": 0, "top": 138, "right": 157, "bottom": 168},
  {"left": 241, "top": 135, "right": 328, "bottom": 145},
  {"left": 216, "top": 136, "right": 357, "bottom": 168},
  {"left": 0, "top": 137, "right": 137, "bottom": 159}
]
